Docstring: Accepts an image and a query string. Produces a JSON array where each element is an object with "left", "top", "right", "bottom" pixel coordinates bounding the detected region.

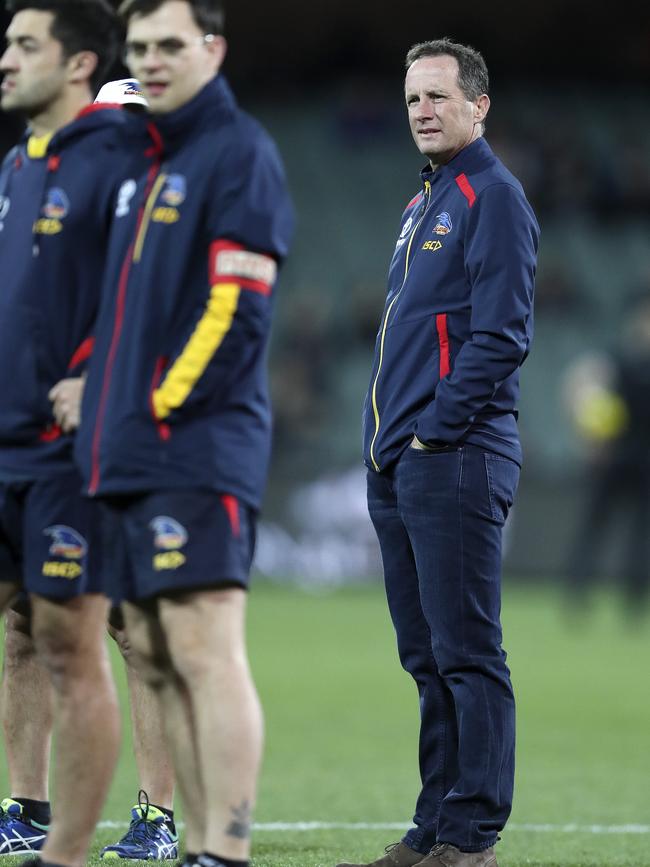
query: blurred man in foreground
[
  {"left": 49, "top": 75, "right": 179, "bottom": 862},
  {"left": 0, "top": 3, "right": 129, "bottom": 865},
  {"left": 340, "top": 38, "right": 538, "bottom": 867},
  {"left": 74, "top": 2, "right": 294, "bottom": 866}
]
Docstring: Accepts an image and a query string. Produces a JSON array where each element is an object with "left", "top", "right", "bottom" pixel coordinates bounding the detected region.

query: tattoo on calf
[{"left": 226, "top": 799, "right": 251, "bottom": 839}]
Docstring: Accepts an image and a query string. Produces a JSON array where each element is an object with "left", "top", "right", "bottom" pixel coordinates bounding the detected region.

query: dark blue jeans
[{"left": 367, "top": 443, "right": 520, "bottom": 854}]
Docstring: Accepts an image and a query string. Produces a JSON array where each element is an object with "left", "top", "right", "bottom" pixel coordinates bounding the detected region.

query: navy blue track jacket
[
  {"left": 0, "top": 106, "right": 149, "bottom": 481},
  {"left": 362, "top": 137, "right": 539, "bottom": 472},
  {"left": 75, "top": 76, "right": 294, "bottom": 509}
]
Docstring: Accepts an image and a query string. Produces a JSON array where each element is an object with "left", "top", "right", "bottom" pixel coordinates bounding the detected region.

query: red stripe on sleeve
[
  {"left": 455, "top": 173, "right": 476, "bottom": 207},
  {"left": 406, "top": 191, "right": 423, "bottom": 209},
  {"left": 436, "top": 313, "right": 450, "bottom": 378}
]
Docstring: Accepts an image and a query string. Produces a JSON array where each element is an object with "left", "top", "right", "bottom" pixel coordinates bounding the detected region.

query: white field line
[{"left": 97, "top": 820, "right": 650, "bottom": 834}]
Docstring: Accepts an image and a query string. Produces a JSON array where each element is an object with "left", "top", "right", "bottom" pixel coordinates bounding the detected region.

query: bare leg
[
  {"left": 159, "top": 589, "right": 263, "bottom": 860},
  {"left": 1, "top": 607, "right": 53, "bottom": 800},
  {"left": 31, "top": 593, "right": 120, "bottom": 867},
  {"left": 109, "top": 619, "right": 175, "bottom": 809},
  {"left": 121, "top": 600, "right": 204, "bottom": 853}
]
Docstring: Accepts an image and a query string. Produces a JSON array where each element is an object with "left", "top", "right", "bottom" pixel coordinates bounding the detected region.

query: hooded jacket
[
  {"left": 362, "top": 137, "right": 539, "bottom": 472},
  {"left": 0, "top": 105, "right": 149, "bottom": 480},
  {"left": 75, "top": 76, "right": 294, "bottom": 509}
]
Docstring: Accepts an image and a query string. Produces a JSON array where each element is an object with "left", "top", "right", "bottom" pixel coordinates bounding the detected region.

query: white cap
[{"left": 94, "top": 78, "right": 148, "bottom": 108}]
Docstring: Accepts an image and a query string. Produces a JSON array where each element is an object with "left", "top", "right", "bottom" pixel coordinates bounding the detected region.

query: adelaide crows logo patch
[
  {"left": 149, "top": 516, "right": 188, "bottom": 550},
  {"left": 44, "top": 525, "right": 87, "bottom": 559},
  {"left": 42, "top": 188, "right": 69, "bottom": 219},
  {"left": 150, "top": 516, "right": 188, "bottom": 571},
  {"left": 433, "top": 212, "right": 452, "bottom": 235},
  {"left": 161, "top": 175, "right": 186, "bottom": 207}
]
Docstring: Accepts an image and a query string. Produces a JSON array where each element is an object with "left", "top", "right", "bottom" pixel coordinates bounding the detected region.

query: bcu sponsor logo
[{"left": 150, "top": 516, "right": 187, "bottom": 571}]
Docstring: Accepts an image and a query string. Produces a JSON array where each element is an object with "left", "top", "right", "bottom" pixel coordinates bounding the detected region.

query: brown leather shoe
[
  {"left": 336, "top": 840, "right": 427, "bottom": 867},
  {"left": 414, "top": 843, "right": 498, "bottom": 867}
]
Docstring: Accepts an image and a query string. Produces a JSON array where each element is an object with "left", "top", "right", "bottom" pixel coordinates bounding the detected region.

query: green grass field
[{"left": 1, "top": 581, "right": 649, "bottom": 867}]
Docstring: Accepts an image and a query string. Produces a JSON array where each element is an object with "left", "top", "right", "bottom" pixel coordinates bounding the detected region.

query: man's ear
[
  {"left": 474, "top": 93, "right": 490, "bottom": 125},
  {"left": 206, "top": 34, "right": 227, "bottom": 73},
  {"left": 66, "top": 50, "right": 98, "bottom": 86}
]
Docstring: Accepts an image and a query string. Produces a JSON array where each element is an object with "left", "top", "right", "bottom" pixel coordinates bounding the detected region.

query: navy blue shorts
[
  {"left": 100, "top": 489, "right": 256, "bottom": 603},
  {"left": 0, "top": 472, "right": 104, "bottom": 599}
]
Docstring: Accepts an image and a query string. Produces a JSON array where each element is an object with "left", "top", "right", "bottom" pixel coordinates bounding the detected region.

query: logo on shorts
[
  {"left": 150, "top": 516, "right": 188, "bottom": 571},
  {"left": 149, "top": 516, "right": 188, "bottom": 550},
  {"left": 44, "top": 525, "right": 87, "bottom": 559}
]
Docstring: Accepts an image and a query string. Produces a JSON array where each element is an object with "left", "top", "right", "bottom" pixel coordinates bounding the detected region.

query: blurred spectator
[
  {"left": 535, "top": 256, "right": 592, "bottom": 319},
  {"left": 562, "top": 295, "right": 650, "bottom": 619}
]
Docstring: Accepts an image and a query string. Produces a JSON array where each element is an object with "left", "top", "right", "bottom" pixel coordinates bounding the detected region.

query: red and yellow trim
[{"left": 152, "top": 281, "right": 241, "bottom": 421}]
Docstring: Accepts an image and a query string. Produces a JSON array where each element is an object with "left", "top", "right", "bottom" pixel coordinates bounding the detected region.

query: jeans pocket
[{"left": 484, "top": 453, "right": 520, "bottom": 524}]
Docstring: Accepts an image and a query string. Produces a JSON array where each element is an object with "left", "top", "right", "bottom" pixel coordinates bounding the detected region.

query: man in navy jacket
[
  {"left": 342, "top": 39, "right": 539, "bottom": 867},
  {"left": 0, "top": 3, "right": 132, "bottom": 866},
  {"left": 75, "top": 3, "right": 294, "bottom": 867}
]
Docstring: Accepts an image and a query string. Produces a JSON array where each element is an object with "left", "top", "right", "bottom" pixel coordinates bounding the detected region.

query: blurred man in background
[
  {"left": 563, "top": 293, "right": 650, "bottom": 620},
  {"left": 342, "top": 38, "right": 538, "bottom": 867},
  {"left": 0, "top": 3, "right": 128, "bottom": 865},
  {"left": 73, "top": 3, "right": 294, "bottom": 867}
]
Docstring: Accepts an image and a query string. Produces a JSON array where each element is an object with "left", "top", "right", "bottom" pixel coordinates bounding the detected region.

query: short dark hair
[
  {"left": 118, "top": 0, "right": 225, "bottom": 35},
  {"left": 5, "top": 0, "right": 121, "bottom": 93},
  {"left": 405, "top": 38, "right": 489, "bottom": 101}
]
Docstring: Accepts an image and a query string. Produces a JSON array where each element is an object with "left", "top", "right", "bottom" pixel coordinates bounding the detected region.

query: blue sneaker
[
  {"left": 101, "top": 791, "right": 178, "bottom": 860},
  {"left": 0, "top": 798, "right": 49, "bottom": 855}
]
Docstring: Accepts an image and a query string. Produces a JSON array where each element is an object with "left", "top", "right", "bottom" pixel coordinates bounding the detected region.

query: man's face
[
  {"left": 124, "top": 0, "right": 225, "bottom": 115},
  {"left": 0, "top": 10, "right": 67, "bottom": 115},
  {"left": 404, "top": 55, "right": 488, "bottom": 166}
]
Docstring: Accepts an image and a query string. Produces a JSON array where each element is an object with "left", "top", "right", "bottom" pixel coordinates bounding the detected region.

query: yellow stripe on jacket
[{"left": 152, "top": 282, "right": 241, "bottom": 421}]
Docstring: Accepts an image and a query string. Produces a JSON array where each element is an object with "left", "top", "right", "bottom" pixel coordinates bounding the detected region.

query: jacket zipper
[
  {"left": 88, "top": 163, "right": 162, "bottom": 494},
  {"left": 369, "top": 179, "right": 432, "bottom": 471}
]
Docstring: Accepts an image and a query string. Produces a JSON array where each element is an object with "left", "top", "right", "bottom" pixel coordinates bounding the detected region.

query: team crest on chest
[
  {"left": 433, "top": 212, "right": 453, "bottom": 235},
  {"left": 153, "top": 174, "right": 186, "bottom": 224},
  {"left": 33, "top": 188, "right": 69, "bottom": 235}
]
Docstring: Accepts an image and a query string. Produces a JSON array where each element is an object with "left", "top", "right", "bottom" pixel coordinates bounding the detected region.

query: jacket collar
[
  {"left": 420, "top": 136, "right": 494, "bottom": 185},
  {"left": 150, "top": 74, "right": 237, "bottom": 150}
]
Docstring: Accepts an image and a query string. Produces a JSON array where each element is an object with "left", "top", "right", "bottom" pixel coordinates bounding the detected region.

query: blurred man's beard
[{"left": 2, "top": 79, "right": 63, "bottom": 119}]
